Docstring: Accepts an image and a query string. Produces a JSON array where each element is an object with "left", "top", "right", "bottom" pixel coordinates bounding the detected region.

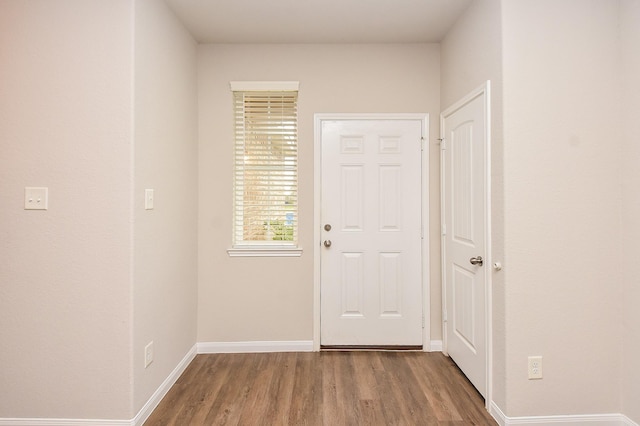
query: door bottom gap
[{"left": 321, "top": 345, "right": 422, "bottom": 351}]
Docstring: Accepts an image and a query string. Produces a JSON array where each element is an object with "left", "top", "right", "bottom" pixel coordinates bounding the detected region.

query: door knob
[
  {"left": 469, "top": 256, "right": 483, "bottom": 266},
  {"left": 324, "top": 224, "right": 332, "bottom": 231},
  {"left": 324, "top": 240, "right": 332, "bottom": 248}
]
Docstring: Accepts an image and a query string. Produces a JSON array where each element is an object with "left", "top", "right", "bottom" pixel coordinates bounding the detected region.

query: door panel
[
  {"left": 321, "top": 119, "right": 423, "bottom": 346},
  {"left": 442, "top": 90, "right": 488, "bottom": 397}
]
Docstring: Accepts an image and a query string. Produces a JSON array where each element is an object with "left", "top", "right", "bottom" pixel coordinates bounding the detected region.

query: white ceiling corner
[{"left": 164, "top": 0, "right": 472, "bottom": 44}]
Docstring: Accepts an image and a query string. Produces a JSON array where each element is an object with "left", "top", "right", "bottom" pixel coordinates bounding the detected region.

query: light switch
[
  {"left": 24, "top": 187, "right": 48, "bottom": 210},
  {"left": 145, "top": 189, "right": 154, "bottom": 210}
]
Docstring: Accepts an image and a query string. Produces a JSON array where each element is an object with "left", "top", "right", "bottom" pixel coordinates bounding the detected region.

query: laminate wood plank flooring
[{"left": 144, "top": 351, "right": 497, "bottom": 426}]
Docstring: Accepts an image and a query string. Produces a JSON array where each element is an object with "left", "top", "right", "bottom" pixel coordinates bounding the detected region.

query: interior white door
[
  {"left": 320, "top": 119, "right": 423, "bottom": 346},
  {"left": 441, "top": 87, "right": 488, "bottom": 397}
]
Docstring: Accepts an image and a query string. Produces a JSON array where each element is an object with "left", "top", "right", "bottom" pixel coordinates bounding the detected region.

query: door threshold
[{"left": 321, "top": 345, "right": 423, "bottom": 351}]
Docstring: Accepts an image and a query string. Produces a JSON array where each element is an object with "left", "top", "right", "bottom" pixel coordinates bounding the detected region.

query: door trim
[
  {"left": 440, "top": 81, "right": 492, "bottom": 407},
  {"left": 313, "top": 113, "right": 430, "bottom": 352}
]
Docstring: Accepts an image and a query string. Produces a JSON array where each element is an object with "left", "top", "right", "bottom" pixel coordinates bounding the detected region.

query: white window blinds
[{"left": 232, "top": 89, "right": 298, "bottom": 246}]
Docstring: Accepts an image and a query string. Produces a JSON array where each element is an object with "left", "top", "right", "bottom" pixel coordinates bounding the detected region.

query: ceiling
[{"left": 164, "top": 0, "right": 472, "bottom": 44}]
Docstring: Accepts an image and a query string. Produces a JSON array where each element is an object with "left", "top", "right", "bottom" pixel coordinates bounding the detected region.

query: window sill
[{"left": 227, "top": 247, "right": 303, "bottom": 258}]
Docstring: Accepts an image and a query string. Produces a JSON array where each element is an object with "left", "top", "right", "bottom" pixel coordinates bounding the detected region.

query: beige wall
[
  {"left": 133, "top": 0, "right": 198, "bottom": 413},
  {"left": 502, "top": 0, "right": 622, "bottom": 416},
  {"left": 440, "top": 0, "right": 505, "bottom": 408},
  {"left": 0, "top": 0, "right": 133, "bottom": 419},
  {"left": 197, "top": 44, "right": 442, "bottom": 343},
  {"left": 620, "top": 0, "right": 640, "bottom": 422},
  {"left": 0, "top": 0, "right": 198, "bottom": 420}
]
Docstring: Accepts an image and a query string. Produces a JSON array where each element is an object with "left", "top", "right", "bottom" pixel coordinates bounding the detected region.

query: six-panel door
[{"left": 320, "top": 119, "right": 423, "bottom": 346}]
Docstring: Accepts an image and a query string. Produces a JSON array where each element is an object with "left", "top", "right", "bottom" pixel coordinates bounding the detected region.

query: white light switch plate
[
  {"left": 144, "top": 341, "right": 154, "bottom": 368},
  {"left": 24, "top": 187, "right": 48, "bottom": 210},
  {"left": 145, "top": 189, "right": 154, "bottom": 210}
]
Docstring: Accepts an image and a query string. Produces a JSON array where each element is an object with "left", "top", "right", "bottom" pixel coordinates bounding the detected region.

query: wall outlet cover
[{"left": 528, "top": 356, "right": 543, "bottom": 379}]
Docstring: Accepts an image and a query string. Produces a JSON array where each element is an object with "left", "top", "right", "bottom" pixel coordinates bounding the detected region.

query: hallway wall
[
  {"left": 0, "top": 0, "right": 134, "bottom": 419},
  {"left": 501, "top": 0, "right": 622, "bottom": 416},
  {"left": 133, "top": 0, "right": 198, "bottom": 413}
]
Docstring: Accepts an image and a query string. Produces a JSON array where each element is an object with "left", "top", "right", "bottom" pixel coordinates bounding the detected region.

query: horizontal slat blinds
[{"left": 233, "top": 90, "right": 298, "bottom": 246}]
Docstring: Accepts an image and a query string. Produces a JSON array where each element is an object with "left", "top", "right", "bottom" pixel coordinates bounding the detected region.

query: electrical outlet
[
  {"left": 144, "top": 341, "right": 154, "bottom": 368},
  {"left": 528, "top": 356, "right": 543, "bottom": 379}
]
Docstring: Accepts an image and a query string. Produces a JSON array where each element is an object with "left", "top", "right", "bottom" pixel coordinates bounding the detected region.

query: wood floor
[{"left": 144, "top": 351, "right": 497, "bottom": 425}]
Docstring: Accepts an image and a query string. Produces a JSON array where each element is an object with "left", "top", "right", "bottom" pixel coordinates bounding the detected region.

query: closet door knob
[{"left": 469, "top": 256, "right": 483, "bottom": 266}]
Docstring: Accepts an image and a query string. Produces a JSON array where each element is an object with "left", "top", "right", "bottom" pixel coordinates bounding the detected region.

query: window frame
[{"left": 227, "top": 81, "right": 302, "bottom": 258}]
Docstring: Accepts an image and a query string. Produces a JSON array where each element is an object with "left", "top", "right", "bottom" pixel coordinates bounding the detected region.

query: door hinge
[
  {"left": 422, "top": 314, "right": 425, "bottom": 328},
  {"left": 443, "top": 310, "right": 448, "bottom": 323},
  {"left": 441, "top": 224, "right": 446, "bottom": 236},
  {"left": 439, "top": 138, "right": 447, "bottom": 150},
  {"left": 421, "top": 136, "right": 425, "bottom": 151}
]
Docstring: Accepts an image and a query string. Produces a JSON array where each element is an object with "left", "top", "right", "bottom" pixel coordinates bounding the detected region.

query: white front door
[
  {"left": 441, "top": 84, "right": 489, "bottom": 397},
  {"left": 320, "top": 119, "right": 423, "bottom": 346}
]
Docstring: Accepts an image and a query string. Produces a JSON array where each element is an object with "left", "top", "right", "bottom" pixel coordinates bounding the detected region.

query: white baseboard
[
  {"left": 490, "top": 402, "right": 639, "bottom": 426},
  {"left": 198, "top": 340, "right": 441, "bottom": 353},
  {"left": 131, "top": 343, "right": 197, "bottom": 426},
  {"left": 0, "top": 420, "right": 131, "bottom": 426},
  {"left": 197, "top": 340, "right": 314, "bottom": 354},
  {"left": 428, "top": 340, "right": 443, "bottom": 351}
]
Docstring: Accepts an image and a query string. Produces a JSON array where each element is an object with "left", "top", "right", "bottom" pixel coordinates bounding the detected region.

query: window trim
[
  {"left": 227, "top": 247, "right": 303, "bottom": 258},
  {"left": 229, "top": 81, "right": 301, "bottom": 257},
  {"left": 230, "top": 81, "right": 299, "bottom": 92}
]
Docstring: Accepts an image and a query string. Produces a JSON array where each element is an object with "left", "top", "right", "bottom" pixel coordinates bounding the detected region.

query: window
[{"left": 229, "top": 81, "right": 301, "bottom": 257}]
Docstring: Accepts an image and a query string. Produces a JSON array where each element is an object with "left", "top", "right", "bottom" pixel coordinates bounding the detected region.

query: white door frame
[
  {"left": 440, "top": 81, "right": 492, "bottom": 407},
  {"left": 313, "top": 113, "right": 431, "bottom": 351}
]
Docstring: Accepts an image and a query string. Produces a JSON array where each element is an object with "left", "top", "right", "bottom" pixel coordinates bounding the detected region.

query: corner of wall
[{"left": 132, "top": 0, "right": 199, "bottom": 414}]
